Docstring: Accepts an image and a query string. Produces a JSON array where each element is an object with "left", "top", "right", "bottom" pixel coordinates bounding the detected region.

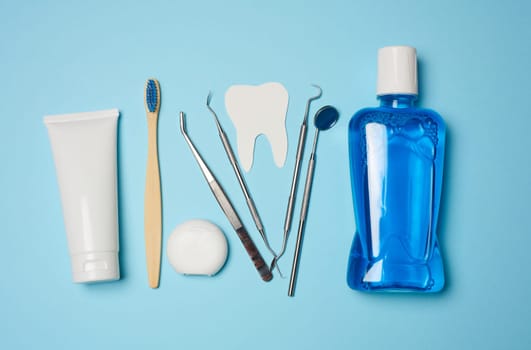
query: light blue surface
[{"left": 1, "top": 0, "right": 530, "bottom": 349}]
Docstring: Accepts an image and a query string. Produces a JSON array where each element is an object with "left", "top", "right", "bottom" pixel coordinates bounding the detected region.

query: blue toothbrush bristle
[{"left": 146, "top": 79, "right": 158, "bottom": 112}]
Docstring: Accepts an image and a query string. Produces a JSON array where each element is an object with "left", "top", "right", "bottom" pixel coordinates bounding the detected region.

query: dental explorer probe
[
  {"left": 275, "top": 85, "right": 322, "bottom": 268},
  {"left": 179, "top": 111, "right": 273, "bottom": 282},
  {"left": 206, "top": 93, "right": 281, "bottom": 274}
]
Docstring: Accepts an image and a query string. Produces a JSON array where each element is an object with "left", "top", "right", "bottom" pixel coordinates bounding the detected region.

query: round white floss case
[{"left": 167, "top": 219, "right": 228, "bottom": 276}]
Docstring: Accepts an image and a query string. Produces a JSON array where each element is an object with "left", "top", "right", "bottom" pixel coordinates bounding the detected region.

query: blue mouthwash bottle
[{"left": 347, "top": 46, "right": 446, "bottom": 292}]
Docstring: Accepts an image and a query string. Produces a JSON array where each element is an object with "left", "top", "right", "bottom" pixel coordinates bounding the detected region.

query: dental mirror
[
  {"left": 314, "top": 105, "right": 339, "bottom": 130},
  {"left": 288, "top": 105, "right": 339, "bottom": 297}
]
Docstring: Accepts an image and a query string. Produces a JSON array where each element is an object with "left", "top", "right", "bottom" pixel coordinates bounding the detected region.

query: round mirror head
[{"left": 314, "top": 105, "right": 339, "bottom": 131}]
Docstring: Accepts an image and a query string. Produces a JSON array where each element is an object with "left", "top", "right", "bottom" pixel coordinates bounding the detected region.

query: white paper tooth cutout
[{"left": 225, "top": 82, "right": 289, "bottom": 172}]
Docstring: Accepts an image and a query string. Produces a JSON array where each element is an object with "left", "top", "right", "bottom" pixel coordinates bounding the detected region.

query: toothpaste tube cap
[{"left": 70, "top": 252, "right": 120, "bottom": 283}]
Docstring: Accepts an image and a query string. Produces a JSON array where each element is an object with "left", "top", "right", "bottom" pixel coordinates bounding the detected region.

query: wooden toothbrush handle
[{"left": 145, "top": 116, "right": 162, "bottom": 288}]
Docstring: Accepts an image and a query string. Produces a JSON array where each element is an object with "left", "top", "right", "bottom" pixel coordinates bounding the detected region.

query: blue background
[{"left": 2, "top": 0, "right": 530, "bottom": 349}]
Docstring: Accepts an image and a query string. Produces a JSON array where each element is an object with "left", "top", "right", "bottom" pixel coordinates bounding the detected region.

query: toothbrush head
[{"left": 145, "top": 78, "right": 160, "bottom": 113}]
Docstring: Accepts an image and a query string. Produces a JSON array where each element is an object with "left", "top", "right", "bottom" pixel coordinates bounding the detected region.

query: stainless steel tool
[
  {"left": 179, "top": 111, "right": 273, "bottom": 282},
  {"left": 206, "top": 93, "right": 280, "bottom": 273},
  {"left": 288, "top": 105, "right": 339, "bottom": 296},
  {"left": 276, "top": 85, "right": 322, "bottom": 268}
]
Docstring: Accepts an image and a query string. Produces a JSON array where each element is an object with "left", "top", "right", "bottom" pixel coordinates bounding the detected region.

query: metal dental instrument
[
  {"left": 206, "top": 92, "right": 281, "bottom": 274},
  {"left": 288, "top": 105, "right": 339, "bottom": 297},
  {"left": 275, "top": 85, "right": 322, "bottom": 268},
  {"left": 179, "top": 111, "right": 273, "bottom": 282}
]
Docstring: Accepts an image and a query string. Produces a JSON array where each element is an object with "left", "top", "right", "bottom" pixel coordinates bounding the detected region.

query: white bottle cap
[
  {"left": 377, "top": 46, "right": 418, "bottom": 96},
  {"left": 70, "top": 252, "right": 120, "bottom": 283}
]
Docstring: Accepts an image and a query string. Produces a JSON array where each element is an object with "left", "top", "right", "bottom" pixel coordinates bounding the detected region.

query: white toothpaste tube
[{"left": 44, "top": 109, "right": 120, "bottom": 283}]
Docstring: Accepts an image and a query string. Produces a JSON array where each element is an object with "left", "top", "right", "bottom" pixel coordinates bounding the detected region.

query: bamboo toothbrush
[{"left": 144, "top": 78, "right": 162, "bottom": 288}]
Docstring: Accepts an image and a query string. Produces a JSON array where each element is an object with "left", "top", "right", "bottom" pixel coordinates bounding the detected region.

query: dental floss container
[{"left": 167, "top": 220, "right": 228, "bottom": 276}]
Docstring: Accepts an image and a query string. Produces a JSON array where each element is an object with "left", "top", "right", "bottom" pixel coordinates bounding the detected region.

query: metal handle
[
  {"left": 219, "top": 128, "right": 264, "bottom": 233},
  {"left": 236, "top": 226, "right": 273, "bottom": 282},
  {"left": 281, "top": 122, "right": 307, "bottom": 255},
  {"left": 288, "top": 153, "right": 316, "bottom": 296},
  {"left": 208, "top": 170, "right": 273, "bottom": 282},
  {"left": 299, "top": 154, "right": 316, "bottom": 223},
  {"left": 207, "top": 178, "right": 243, "bottom": 230}
]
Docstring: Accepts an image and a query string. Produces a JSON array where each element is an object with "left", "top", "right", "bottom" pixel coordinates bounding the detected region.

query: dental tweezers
[
  {"left": 206, "top": 93, "right": 280, "bottom": 273},
  {"left": 179, "top": 111, "right": 273, "bottom": 282}
]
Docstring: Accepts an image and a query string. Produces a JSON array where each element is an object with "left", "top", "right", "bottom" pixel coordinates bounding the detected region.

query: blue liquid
[{"left": 347, "top": 95, "right": 446, "bottom": 292}]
